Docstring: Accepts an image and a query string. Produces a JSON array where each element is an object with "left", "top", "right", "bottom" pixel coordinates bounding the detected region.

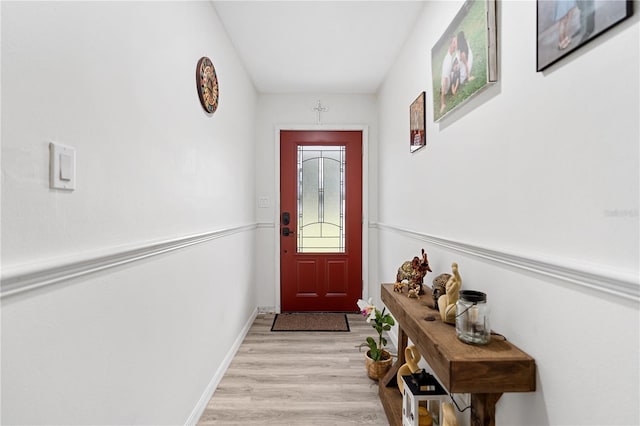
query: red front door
[{"left": 280, "top": 130, "right": 363, "bottom": 312}]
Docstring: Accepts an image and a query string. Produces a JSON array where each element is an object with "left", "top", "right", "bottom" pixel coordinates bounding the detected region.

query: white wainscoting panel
[
  {"left": 1, "top": 224, "right": 258, "bottom": 299},
  {"left": 184, "top": 306, "right": 258, "bottom": 426},
  {"left": 373, "top": 222, "right": 639, "bottom": 302}
]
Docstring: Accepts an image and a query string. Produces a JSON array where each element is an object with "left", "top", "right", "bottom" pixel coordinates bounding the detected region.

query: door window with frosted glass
[{"left": 297, "top": 146, "right": 345, "bottom": 253}]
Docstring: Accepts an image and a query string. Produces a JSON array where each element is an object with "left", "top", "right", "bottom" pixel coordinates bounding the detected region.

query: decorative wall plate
[{"left": 196, "top": 56, "right": 219, "bottom": 114}]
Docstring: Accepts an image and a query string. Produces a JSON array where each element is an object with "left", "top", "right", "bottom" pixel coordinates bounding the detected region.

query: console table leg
[
  {"left": 377, "top": 326, "right": 409, "bottom": 426},
  {"left": 470, "top": 393, "right": 502, "bottom": 426},
  {"left": 380, "top": 326, "right": 408, "bottom": 388},
  {"left": 397, "top": 327, "right": 408, "bottom": 364}
]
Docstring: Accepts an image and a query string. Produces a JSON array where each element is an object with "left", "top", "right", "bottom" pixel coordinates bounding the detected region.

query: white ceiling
[{"left": 212, "top": 1, "right": 425, "bottom": 94}]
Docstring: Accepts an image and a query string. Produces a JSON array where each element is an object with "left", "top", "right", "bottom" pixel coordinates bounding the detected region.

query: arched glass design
[{"left": 297, "top": 146, "right": 346, "bottom": 253}]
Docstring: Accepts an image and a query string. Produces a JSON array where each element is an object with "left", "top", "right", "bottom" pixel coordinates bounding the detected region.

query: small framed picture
[
  {"left": 537, "top": 0, "right": 633, "bottom": 71},
  {"left": 410, "top": 92, "right": 426, "bottom": 153}
]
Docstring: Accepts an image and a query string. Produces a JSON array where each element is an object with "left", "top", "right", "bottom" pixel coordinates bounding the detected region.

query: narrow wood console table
[{"left": 379, "top": 284, "right": 536, "bottom": 426}]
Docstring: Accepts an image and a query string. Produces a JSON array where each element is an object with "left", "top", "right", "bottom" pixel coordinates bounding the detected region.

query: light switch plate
[{"left": 50, "top": 142, "right": 76, "bottom": 190}]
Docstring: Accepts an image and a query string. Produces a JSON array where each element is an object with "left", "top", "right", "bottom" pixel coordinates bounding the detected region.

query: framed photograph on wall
[
  {"left": 537, "top": 0, "right": 633, "bottom": 71},
  {"left": 410, "top": 92, "right": 426, "bottom": 153},
  {"left": 431, "top": 0, "right": 497, "bottom": 122}
]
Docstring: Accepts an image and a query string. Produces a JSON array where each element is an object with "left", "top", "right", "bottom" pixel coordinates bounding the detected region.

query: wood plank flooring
[{"left": 197, "top": 313, "right": 390, "bottom": 425}]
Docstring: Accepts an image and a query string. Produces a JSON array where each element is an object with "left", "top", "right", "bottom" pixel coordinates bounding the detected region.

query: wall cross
[{"left": 312, "top": 100, "right": 329, "bottom": 124}]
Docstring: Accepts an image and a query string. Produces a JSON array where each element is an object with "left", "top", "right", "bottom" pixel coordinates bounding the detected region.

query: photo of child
[{"left": 431, "top": 0, "right": 496, "bottom": 122}]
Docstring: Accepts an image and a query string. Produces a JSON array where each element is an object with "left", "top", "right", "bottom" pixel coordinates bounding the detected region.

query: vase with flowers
[{"left": 357, "top": 298, "right": 395, "bottom": 380}]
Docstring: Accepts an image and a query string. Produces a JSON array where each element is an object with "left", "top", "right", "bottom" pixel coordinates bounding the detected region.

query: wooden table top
[{"left": 381, "top": 283, "right": 536, "bottom": 394}]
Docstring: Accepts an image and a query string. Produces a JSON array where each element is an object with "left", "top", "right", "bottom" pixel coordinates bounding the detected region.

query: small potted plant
[{"left": 357, "top": 298, "right": 395, "bottom": 380}]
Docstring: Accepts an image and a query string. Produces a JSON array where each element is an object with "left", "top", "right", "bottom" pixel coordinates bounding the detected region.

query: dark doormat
[{"left": 271, "top": 313, "right": 350, "bottom": 332}]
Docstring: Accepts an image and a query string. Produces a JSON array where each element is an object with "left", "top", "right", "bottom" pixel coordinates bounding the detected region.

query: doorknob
[{"left": 282, "top": 227, "right": 294, "bottom": 237}]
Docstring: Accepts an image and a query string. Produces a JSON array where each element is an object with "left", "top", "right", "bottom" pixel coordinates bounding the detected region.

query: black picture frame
[{"left": 537, "top": 0, "right": 633, "bottom": 71}]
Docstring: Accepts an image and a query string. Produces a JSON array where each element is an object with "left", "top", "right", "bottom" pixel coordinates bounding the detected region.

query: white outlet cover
[
  {"left": 258, "top": 196, "right": 270, "bottom": 208},
  {"left": 50, "top": 142, "right": 76, "bottom": 190}
]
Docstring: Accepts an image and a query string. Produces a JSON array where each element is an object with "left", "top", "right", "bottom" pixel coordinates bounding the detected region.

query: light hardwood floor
[{"left": 197, "top": 313, "right": 391, "bottom": 425}]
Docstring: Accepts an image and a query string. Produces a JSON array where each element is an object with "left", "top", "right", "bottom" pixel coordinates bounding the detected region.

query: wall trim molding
[
  {"left": 185, "top": 306, "right": 258, "bottom": 426},
  {"left": 1, "top": 223, "right": 258, "bottom": 299},
  {"left": 256, "top": 222, "right": 275, "bottom": 229},
  {"left": 372, "top": 222, "right": 639, "bottom": 303}
]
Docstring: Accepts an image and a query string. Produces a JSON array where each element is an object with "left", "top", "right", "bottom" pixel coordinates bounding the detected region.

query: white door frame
[{"left": 273, "top": 124, "right": 369, "bottom": 313}]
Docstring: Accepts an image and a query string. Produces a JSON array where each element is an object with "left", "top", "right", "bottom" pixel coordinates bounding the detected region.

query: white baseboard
[
  {"left": 257, "top": 306, "right": 276, "bottom": 313},
  {"left": 184, "top": 306, "right": 258, "bottom": 426}
]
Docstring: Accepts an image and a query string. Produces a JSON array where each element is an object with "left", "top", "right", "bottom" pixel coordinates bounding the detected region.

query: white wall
[
  {"left": 1, "top": 1, "right": 258, "bottom": 424},
  {"left": 376, "top": 1, "right": 639, "bottom": 425},
  {"left": 253, "top": 94, "right": 379, "bottom": 312}
]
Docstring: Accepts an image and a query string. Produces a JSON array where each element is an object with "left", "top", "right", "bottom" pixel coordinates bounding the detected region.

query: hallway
[
  {"left": 197, "top": 314, "right": 388, "bottom": 425},
  {"left": 2, "top": 1, "right": 638, "bottom": 424}
]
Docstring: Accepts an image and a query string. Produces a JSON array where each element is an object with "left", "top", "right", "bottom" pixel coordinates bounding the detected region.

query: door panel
[
  {"left": 326, "top": 260, "right": 347, "bottom": 295},
  {"left": 280, "top": 130, "right": 362, "bottom": 312},
  {"left": 296, "top": 260, "right": 318, "bottom": 294}
]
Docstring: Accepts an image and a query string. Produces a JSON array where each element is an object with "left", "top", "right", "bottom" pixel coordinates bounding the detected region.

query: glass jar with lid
[{"left": 455, "top": 290, "right": 490, "bottom": 345}]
